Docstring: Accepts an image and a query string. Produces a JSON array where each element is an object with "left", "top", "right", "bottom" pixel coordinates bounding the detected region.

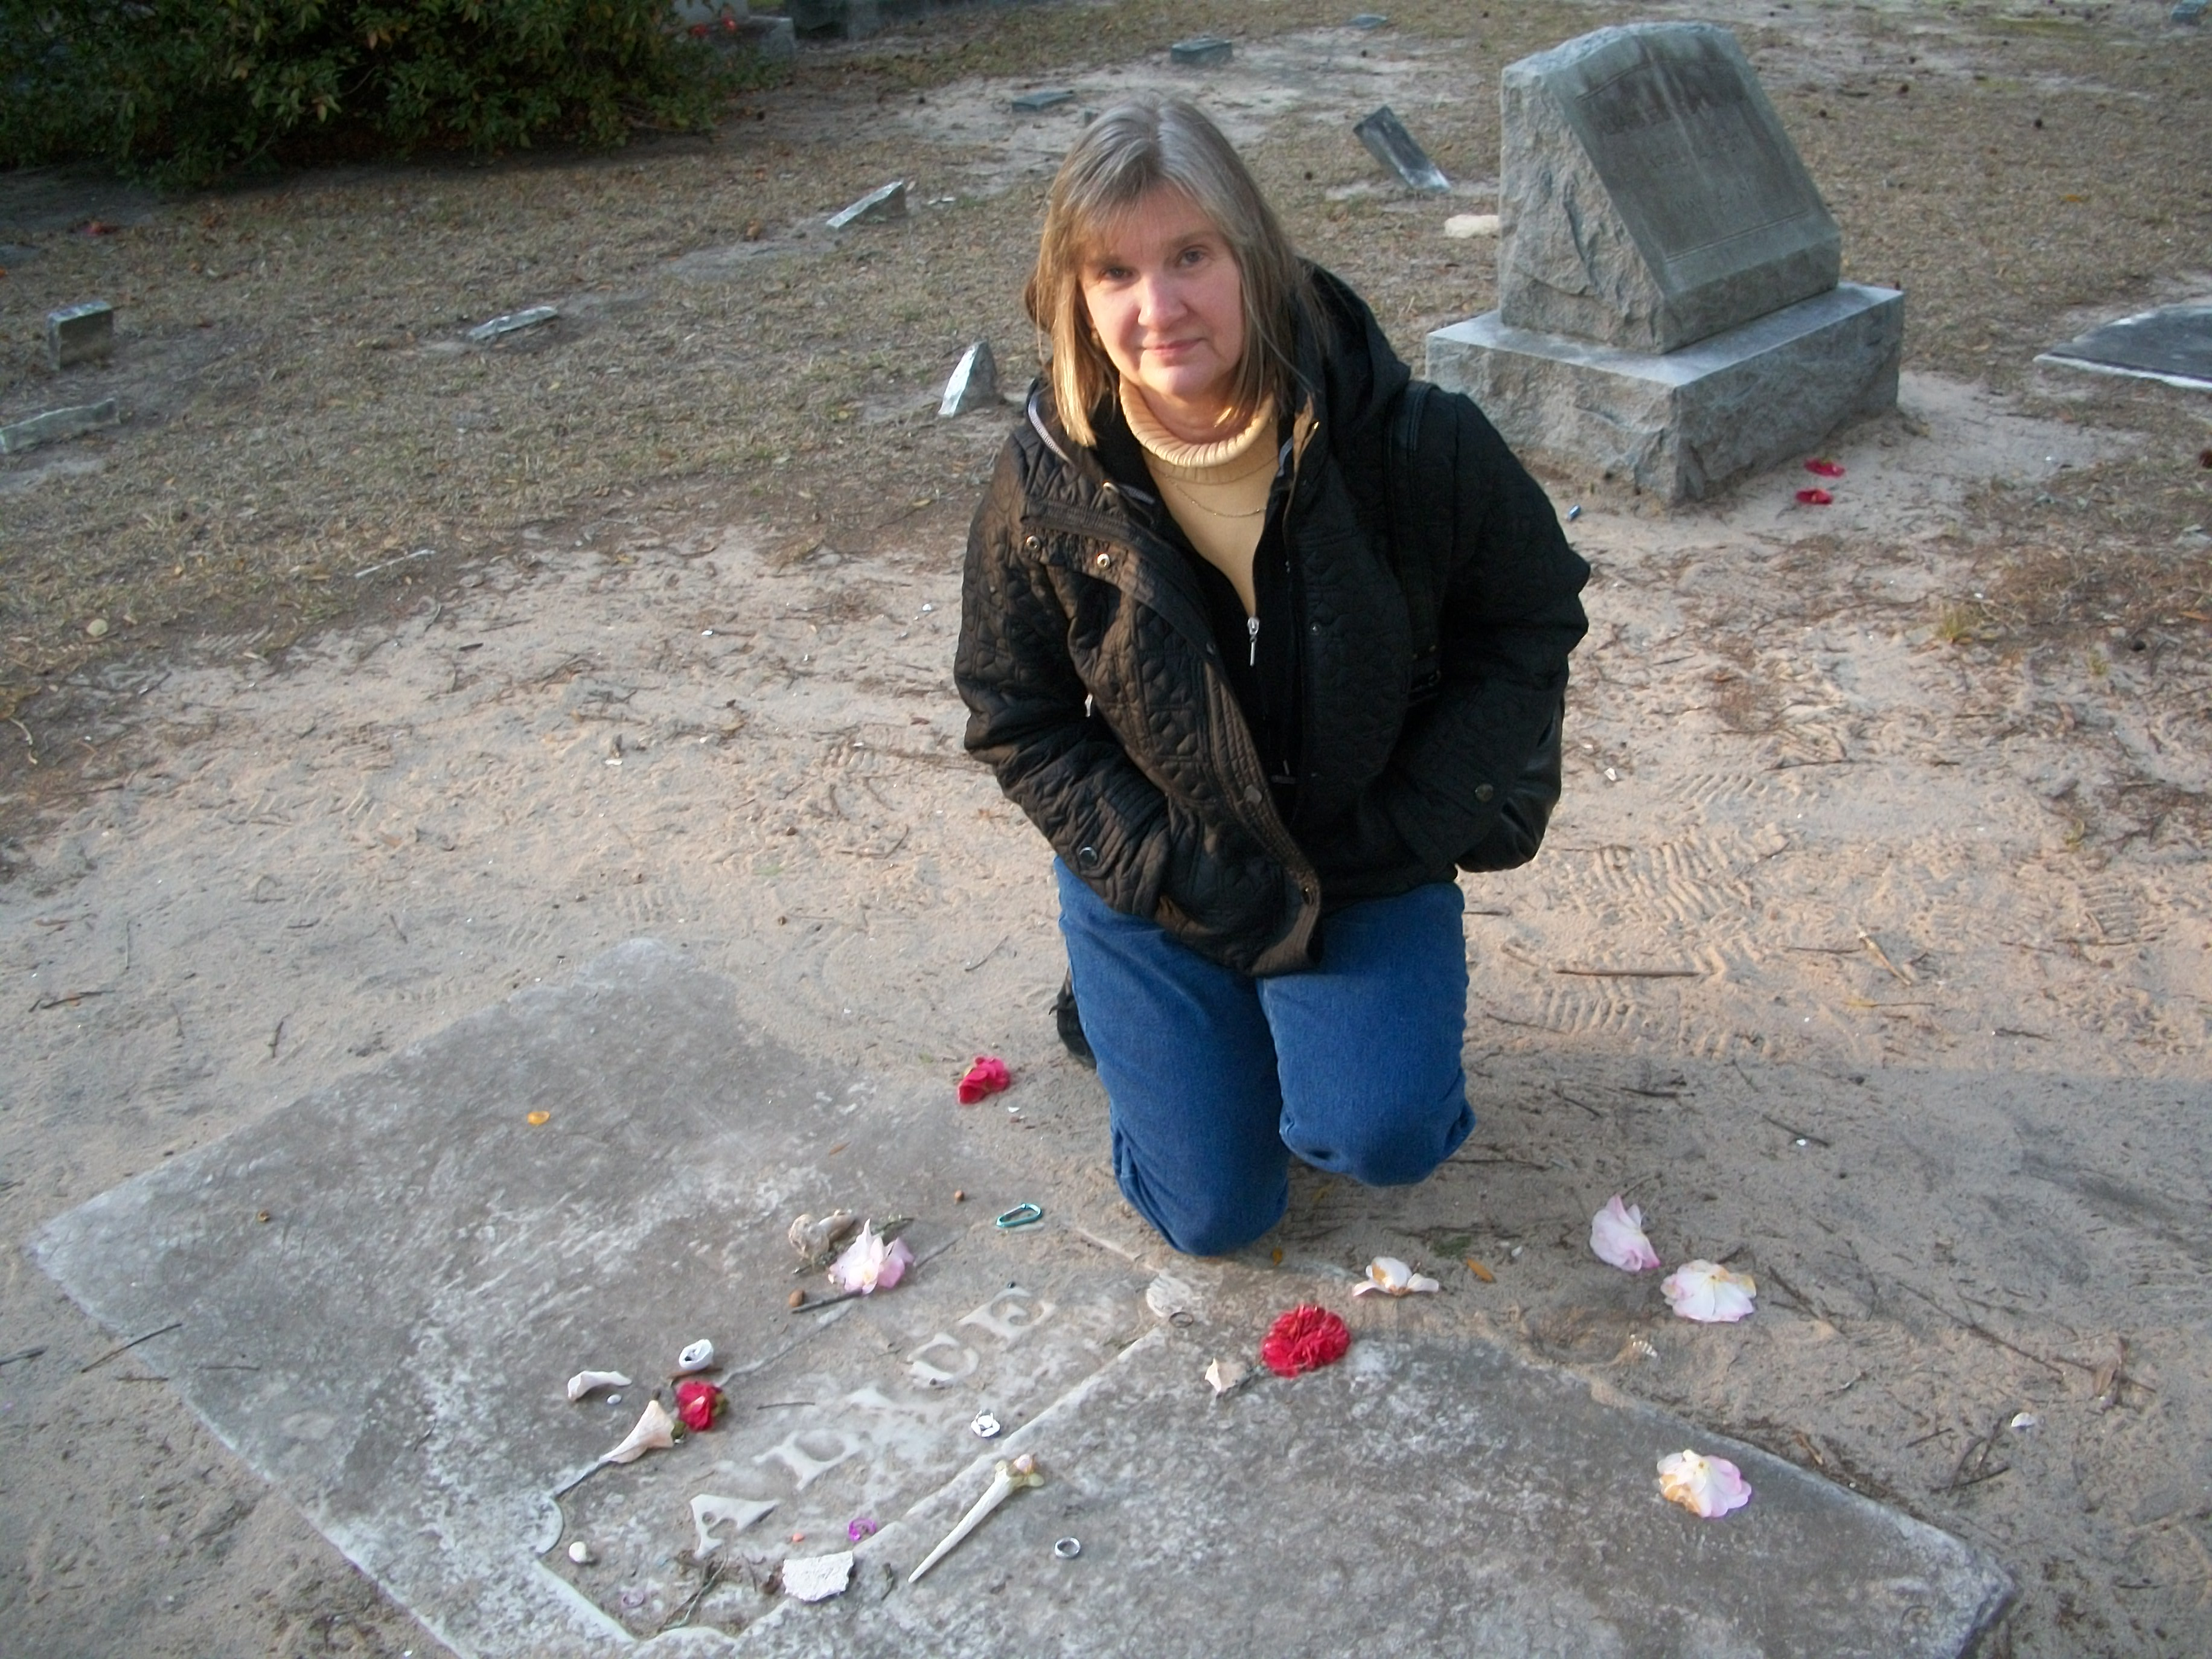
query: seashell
[
  {"left": 908, "top": 1453, "right": 1044, "bottom": 1584},
  {"left": 567, "top": 1540, "right": 595, "bottom": 1565},
  {"left": 970, "top": 1411, "right": 1001, "bottom": 1439},
  {"left": 1204, "top": 1357, "right": 1251, "bottom": 1398},
  {"left": 781, "top": 1550, "right": 854, "bottom": 1602},
  {"left": 676, "top": 1339, "right": 715, "bottom": 1373},
  {"left": 1351, "top": 1256, "right": 1441, "bottom": 1297},
  {"left": 599, "top": 1398, "right": 676, "bottom": 1465},
  {"left": 691, "top": 1492, "right": 777, "bottom": 1557},
  {"left": 566, "top": 1369, "right": 631, "bottom": 1402},
  {"left": 787, "top": 1209, "right": 859, "bottom": 1260}
]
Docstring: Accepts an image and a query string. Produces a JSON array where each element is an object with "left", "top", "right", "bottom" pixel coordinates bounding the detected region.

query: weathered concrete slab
[
  {"left": 35, "top": 940, "right": 1139, "bottom": 1654},
  {"left": 2037, "top": 301, "right": 2212, "bottom": 391},
  {"left": 1499, "top": 24, "right": 1841, "bottom": 353},
  {"left": 37, "top": 941, "right": 2006, "bottom": 1657},
  {"left": 747, "top": 1330, "right": 2012, "bottom": 1659},
  {"left": 1429, "top": 283, "right": 1902, "bottom": 500}
]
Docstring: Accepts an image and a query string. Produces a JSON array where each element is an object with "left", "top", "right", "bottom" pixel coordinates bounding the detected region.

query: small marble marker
[
  {"left": 1011, "top": 89, "right": 1075, "bottom": 112},
  {"left": 0, "top": 398, "right": 119, "bottom": 456},
  {"left": 939, "top": 340, "right": 999, "bottom": 417},
  {"left": 827, "top": 181, "right": 908, "bottom": 229},
  {"left": 46, "top": 301, "right": 114, "bottom": 371},
  {"left": 1354, "top": 107, "right": 1448, "bottom": 194},
  {"left": 1169, "top": 36, "right": 1232, "bottom": 67},
  {"left": 465, "top": 305, "right": 557, "bottom": 344}
]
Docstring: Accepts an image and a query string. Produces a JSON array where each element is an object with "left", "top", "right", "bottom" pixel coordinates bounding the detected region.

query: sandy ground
[{"left": 5, "top": 3, "right": 2212, "bottom": 1657}]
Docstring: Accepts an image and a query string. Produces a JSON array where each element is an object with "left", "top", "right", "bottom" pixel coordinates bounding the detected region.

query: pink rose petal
[
  {"left": 1660, "top": 1259, "right": 1757, "bottom": 1323},
  {"left": 1590, "top": 1195, "right": 1661, "bottom": 1273},
  {"left": 1658, "top": 1448, "right": 1753, "bottom": 1517}
]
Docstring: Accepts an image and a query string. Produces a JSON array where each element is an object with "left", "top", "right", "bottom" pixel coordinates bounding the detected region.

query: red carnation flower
[
  {"left": 674, "top": 1378, "right": 723, "bottom": 1432},
  {"left": 957, "top": 1055, "right": 1010, "bottom": 1104},
  {"left": 1261, "top": 1304, "right": 1351, "bottom": 1378}
]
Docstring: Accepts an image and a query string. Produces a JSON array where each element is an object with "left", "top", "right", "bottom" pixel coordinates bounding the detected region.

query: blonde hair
[{"left": 1025, "top": 100, "right": 1313, "bottom": 449}]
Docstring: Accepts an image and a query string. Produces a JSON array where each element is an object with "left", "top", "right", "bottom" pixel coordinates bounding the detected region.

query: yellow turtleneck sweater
[{"left": 1120, "top": 382, "right": 1277, "bottom": 617}]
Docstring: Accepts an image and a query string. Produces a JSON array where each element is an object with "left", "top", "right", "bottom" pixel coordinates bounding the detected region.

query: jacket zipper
[
  {"left": 1026, "top": 503, "right": 1320, "bottom": 913},
  {"left": 1247, "top": 615, "right": 1259, "bottom": 668}
]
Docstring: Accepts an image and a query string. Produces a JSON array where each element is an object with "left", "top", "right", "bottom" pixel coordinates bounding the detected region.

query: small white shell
[
  {"left": 676, "top": 1340, "right": 715, "bottom": 1373},
  {"left": 970, "top": 1411, "right": 1001, "bottom": 1439},
  {"left": 567, "top": 1540, "right": 595, "bottom": 1565},
  {"left": 1204, "top": 1357, "right": 1251, "bottom": 1398},
  {"left": 599, "top": 1399, "right": 676, "bottom": 1465},
  {"left": 787, "top": 1209, "right": 858, "bottom": 1258},
  {"left": 566, "top": 1369, "right": 631, "bottom": 1402}
]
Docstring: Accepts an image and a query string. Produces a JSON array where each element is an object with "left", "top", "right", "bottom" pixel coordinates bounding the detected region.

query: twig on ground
[{"left": 80, "top": 1321, "right": 183, "bottom": 1373}]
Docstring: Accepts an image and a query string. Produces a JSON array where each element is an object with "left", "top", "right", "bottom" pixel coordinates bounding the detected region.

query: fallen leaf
[
  {"left": 1465, "top": 1258, "right": 1496, "bottom": 1283},
  {"left": 525, "top": 1110, "right": 550, "bottom": 1126}
]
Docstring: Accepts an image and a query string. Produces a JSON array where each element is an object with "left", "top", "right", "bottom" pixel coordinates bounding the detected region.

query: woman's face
[{"left": 1079, "top": 187, "right": 1247, "bottom": 443}]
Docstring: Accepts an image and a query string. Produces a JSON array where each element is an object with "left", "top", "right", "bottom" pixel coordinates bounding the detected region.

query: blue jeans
[{"left": 1054, "top": 860, "right": 1474, "bottom": 1256}]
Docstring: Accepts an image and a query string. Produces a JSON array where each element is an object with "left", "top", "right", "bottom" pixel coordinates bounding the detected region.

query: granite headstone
[{"left": 1499, "top": 22, "right": 1840, "bottom": 353}]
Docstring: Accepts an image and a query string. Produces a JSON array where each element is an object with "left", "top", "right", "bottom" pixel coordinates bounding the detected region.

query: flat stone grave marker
[
  {"left": 39, "top": 941, "right": 2008, "bottom": 1657},
  {"left": 2037, "top": 301, "right": 2212, "bottom": 391},
  {"left": 46, "top": 299, "right": 114, "bottom": 369},
  {"left": 1500, "top": 22, "right": 1841, "bottom": 352},
  {"left": 1354, "top": 106, "right": 1449, "bottom": 194}
]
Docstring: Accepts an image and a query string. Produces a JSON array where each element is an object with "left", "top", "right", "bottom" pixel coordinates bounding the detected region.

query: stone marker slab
[
  {"left": 1010, "top": 88, "right": 1075, "bottom": 112},
  {"left": 46, "top": 299, "right": 114, "bottom": 369},
  {"left": 734, "top": 1329, "right": 2010, "bottom": 1658},
  {"left": 1169, "top": 36, "right": 1233, "bottom": 67},
  {"left": 827, "top": 181, "right": 907, "bottom": 230},
  {"left": 39, "top": 939, "right": 2007, "bottom": 1657},
  {"left": 466, "top": 305, "right": 558, "bottom": 344},
  {"left": 939, "top": 340, "right": 998, "bottom": 416},
  {"left": 2036, "top": 301, "right": 2212, "bottom": 391},
  {"left": 1500, "top": 23, "right": 1841, "bottom": 353},
  {"left": 1429, "top": 284, "right": 1902, "bottom": 500},
  {"left": 0, "top": 396, "right": 120, "bottom": 456},
  {"left": 35, "top": 940, "right": 1151, "bottom": 1655},
  {"left": 1354, "top": 106, "right": 1450, "bottom": 194}
]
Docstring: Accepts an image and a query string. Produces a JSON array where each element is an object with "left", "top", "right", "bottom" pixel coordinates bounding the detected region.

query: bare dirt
[{"left": 2, "top": 2, "right": 2210, "bottom": 1656}]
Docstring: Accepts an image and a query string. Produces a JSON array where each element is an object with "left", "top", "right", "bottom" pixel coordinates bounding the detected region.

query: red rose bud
[
  {"left": 1261, "top": 1303, "right": 1352, "bottom": 1377},
  {"left": 957, "top": 1055, "right": 1010, "bottom": 1104},
  {"left": 674, "top": 1378, "right": 723, "bottom": 1432}
]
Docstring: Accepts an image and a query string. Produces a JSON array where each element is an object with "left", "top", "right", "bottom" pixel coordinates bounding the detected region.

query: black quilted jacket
[{"left": 955, "top": 269, "right": 1589, "bottom": 976}]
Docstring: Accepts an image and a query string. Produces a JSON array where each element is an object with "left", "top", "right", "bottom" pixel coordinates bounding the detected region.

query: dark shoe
[{"left": 1053, "top": 973, "right": 1096, "bottom": 1070}]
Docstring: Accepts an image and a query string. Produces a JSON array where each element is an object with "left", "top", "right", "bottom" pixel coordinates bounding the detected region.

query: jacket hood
[{"left": 1298, "top": 264, "right": 1411, "bottom": 449}]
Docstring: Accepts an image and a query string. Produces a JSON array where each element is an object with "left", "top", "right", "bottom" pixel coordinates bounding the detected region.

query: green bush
[{"left": 0, "top": 1, "right": 762, "bottom": 187}]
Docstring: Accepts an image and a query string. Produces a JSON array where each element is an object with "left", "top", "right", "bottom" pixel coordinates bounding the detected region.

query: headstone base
[{"left": 1427, "top": 283, "right": 1902, "bottom": 502}]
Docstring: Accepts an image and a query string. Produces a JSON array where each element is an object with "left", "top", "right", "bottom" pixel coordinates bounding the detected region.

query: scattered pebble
[
  {"left": 788, "top": 1289, "right": 806, "bottom": 1309},
  {"left": 567, "top": 1541, "right": 594, "bottom": 1565}
]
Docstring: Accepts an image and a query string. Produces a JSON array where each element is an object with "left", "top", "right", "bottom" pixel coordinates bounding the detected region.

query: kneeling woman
[{"left": 956, "top": 100, "right": 1588, "bottom": 1257}]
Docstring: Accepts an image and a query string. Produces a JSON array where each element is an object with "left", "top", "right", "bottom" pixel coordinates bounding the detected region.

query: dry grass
[{"left": 2, "top": 0, "right": 2209, "bottom": 814}]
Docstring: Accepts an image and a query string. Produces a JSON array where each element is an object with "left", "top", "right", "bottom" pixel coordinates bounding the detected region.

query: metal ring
[
  {"left": 994, "top": 1202, "right": 1043, "bottom": 1230},
  {"left": 1053, "top": 1536, "right": 1081, "bottom": 1559}
]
